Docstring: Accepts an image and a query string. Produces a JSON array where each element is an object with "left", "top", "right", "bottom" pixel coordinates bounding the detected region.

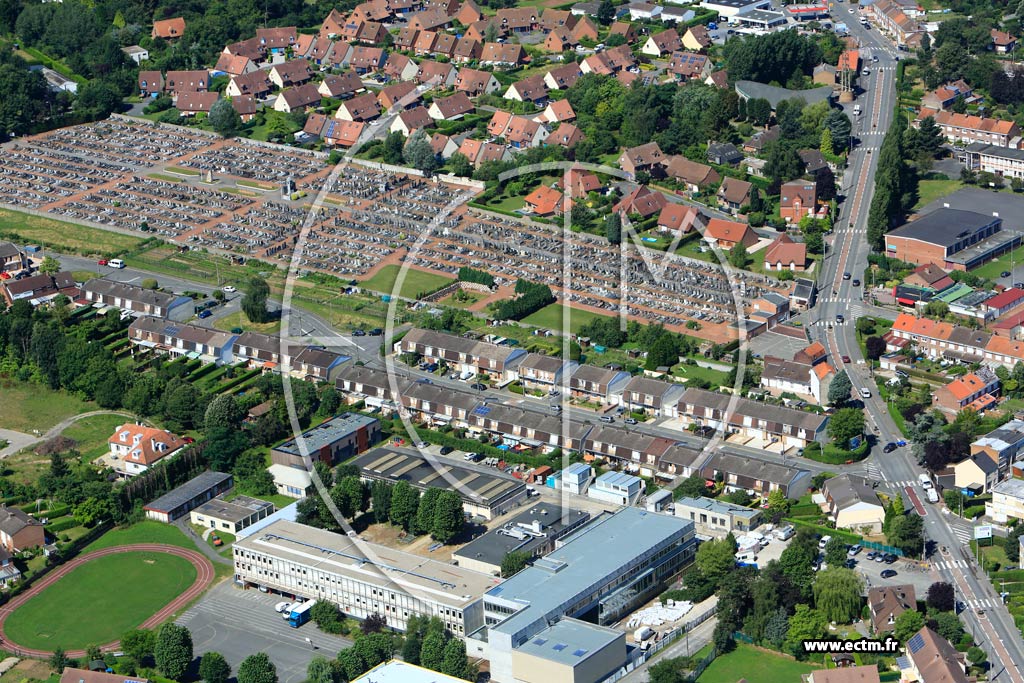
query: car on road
[
  {"left": 470, "top": 382, "right": 487, "bottom": 390},
  {"left": 368, "top": 328, "right": 383, "bottom": 336},
  {"left": 97, "top": 259, "right": 108, "bottom": 266},
  {"left": 414, "top": 441, "right": 428, "bottom": 448},
  {"left": 843, "top": 272, "right": 851, "bottom": 280},
  {"left": 842, "top": 355, "right": 851, "bottom": 363},
  {"left": 862, "top": 69, "right": 870, "bottom": 75},
  {"left": 198, "top": 309, "right": 213, "bottom": 319},
  {"left": 836, "top": 314, "right": 845, "bottom": 323},
  {"left": 1015, "top": 282, "right": 1024, "bottom": 290},
  {"left": 439, "top": 446, "right": 454, "bottom": 455},
  {"left": 1001, "top": 271, "right": 1012, "bottom": 278},
  {"left": 352, "top": 329, "right": 366, "bottom": 336},
  {"left": 872, "top": 54, "right": 879, "bottom": 61},
  {"left": 883, "top": 442, "right": 897, "bottom": 453},
  {"left": 549, "top": 390, "right": 560, "bottom": 397},
  {"left": 223, "top": 285, "right": 236, "bottom": 293},
  {"left": 880, "top": 569, "right": 898, "bottom": 579},
  {"left": 860, "top": 387, "right": 872, "bottom": 398},
  {"left": 625, "top": 417, "right": 638, "bottom": 425},
  {"left": 600, "top": 415, "right": 615, "bottom": 423},
  {"left": 852, "top": 279, "right": 860, "bottom": 287}
]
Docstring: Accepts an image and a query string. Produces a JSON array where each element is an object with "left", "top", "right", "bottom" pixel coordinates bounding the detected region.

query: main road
[{"left": 816, "top": 14, "right": 1024, "bottom": 681}]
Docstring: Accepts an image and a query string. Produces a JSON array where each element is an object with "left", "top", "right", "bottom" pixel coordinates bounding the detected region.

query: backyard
[
  {"left": 3, "top": 550, "right": 197, "bottom": 650},
  {"left": 60, "top": 414, "right": 127, "bottom": 461}
]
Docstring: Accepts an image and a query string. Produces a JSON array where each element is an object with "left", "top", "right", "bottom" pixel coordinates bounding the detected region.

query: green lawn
[
  {"left": 522, "top": 303, "right": 617, "bottom": 334},
  {"left": 914, "top": 179, "right": 964, "bottom": 210},
  {"left": 672, "top": 363, "right": 731, "bottom": 388},
  {"left": 60, "top": 414, "right": 127, "bottom": 460},
  {"left": 4, "top": 551, "right": 196, "bottom": 650},
  {"left": 971, "top": 243, "right": 1024, "bottom": 281},
  {"left": 697, "top": 644, "right": 819, "bottom": 683},
  {"left": 85, "top": 521, "right": 193, "bottom": 551},
  {"left": 0, "top": 381, "right": 95, "bottom": 433},
  {"left": 214, "top": 311, "right": 281, "bottom": 334},
  {"left": 0, "top": 209, "right": 143, "bottom": 257},
  {"left": 359, "top": 265, "right": 454, "bottom": 299}
]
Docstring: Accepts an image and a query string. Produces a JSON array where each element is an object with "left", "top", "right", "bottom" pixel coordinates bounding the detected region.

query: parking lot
[{"left": 177, "top": 581, "right": 352, "bottom": 683}]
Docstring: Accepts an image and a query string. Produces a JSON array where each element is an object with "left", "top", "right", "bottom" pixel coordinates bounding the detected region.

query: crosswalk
[
  {"left": 934, "top": 559, "right": 972, "bottom": 571},
  {"left": 863, "top": 463, "right": 887, "bottom": 481}
]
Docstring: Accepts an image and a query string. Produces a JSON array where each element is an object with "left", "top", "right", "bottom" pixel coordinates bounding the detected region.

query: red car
[
  {"left": 182, "top": 436, "right": 195, "bottom": 444},
  {"left": 842, "top": 355, "right": 851, "bottom": 363},
  {"left": 97, "top": 259, "right": 108, "bottom": 266}
]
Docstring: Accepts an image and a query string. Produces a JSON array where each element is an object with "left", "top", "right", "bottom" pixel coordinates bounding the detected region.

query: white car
[
  {"left": 223, "top": 285, "right": 237, "bottom": 293},
  {"left": 275, "top": 601, "right": 292, "bottom": 613},
  {"left": 848, "top": 7, "right": 854, "bottom": 11}
]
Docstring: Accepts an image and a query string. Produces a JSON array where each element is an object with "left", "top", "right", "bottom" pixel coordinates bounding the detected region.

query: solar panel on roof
[
  {"left": 573, "top": 649, "right": 588, "bottom": 657},
  {"left": 907, "top": 633, "right": 926, "bottom": 654},
  {"left": 552, "top": 643, "right": 567, "bottom": 651},
  {"left": 533, "top": 638, "right": 548, "bottom": 645},
  {"left": 473, "top": 405, "right": 491, "bottom": 416}
]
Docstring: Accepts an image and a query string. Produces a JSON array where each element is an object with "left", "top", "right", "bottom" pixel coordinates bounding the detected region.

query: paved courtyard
[{"left": 177, "top": 580, "right": 352, "bottom": 683}]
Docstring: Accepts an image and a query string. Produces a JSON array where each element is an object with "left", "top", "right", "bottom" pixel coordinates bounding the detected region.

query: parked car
[
  {"left": 1001, "top": 271, "right": 1012, "bottom": 278},
  {"left": 439, "top": 446, "right": 454, "bottom": 455},
  {"left": 275, "top": 601, "right": 292, "bottom": 613},
  {"left": 600, "top": 415, "right": 614, "bottom": 423},
  {"left": 880, "top": 569, "right": 898, "bottom": 579},
  {"left": 352, "top": 329, "right": 366, "bottom": 337},
  {"left": 844, "top": 558, "right": 857, "bottom": 568},
  {"left": 223, "top": 285, "right": 237, "bottom": 293},
  {"left": 624, "top": 417, "right": 638, "bottom": 425},
  {"left": 97, "top": 259, "right": 108, "bottom": 266},
  {"left": 368, "top": 328, "right": 383, "bottom": 336},
  {"left": 211, "top": 533, "right": 223, "bottom": 547},
  {"left": 848, "top": 544, "right": 862, "bottom": 556},
  {"left": 470, "top": 382, "right": 487, "bottom": 391},
  {"left": 198, "top": 309, "right": 213, "bottom": 319}
]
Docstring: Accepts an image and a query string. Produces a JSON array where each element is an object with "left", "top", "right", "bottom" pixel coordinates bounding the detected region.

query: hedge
[
  {"left": 994, "top": 570, "right": 1024, "bottom": 582},
  {"left": 784, "top": 518, "right": 862, "bottom": 545},
  {"left": 46, "top": 517, "right": 80, "bottom": 533},
  {"left": 215, "top": 368, "right": 262, "bottom": 394}
]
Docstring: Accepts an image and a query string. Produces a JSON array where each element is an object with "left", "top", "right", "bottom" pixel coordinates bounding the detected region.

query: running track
[{"left": 0, "top": 544, "right": 215, "bottom": 658}]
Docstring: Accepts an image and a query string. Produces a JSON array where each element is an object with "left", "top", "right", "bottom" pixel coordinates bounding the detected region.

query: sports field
[{"left": 4, "top": 551, "right": 196, "bottom": 650}]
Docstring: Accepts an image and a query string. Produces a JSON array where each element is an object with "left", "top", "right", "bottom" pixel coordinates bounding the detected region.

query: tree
[
  {"left": 332, "top": 476, "right": 369, "bottom": 520},
  {"left": 893, "top": 609, "right": 925, "bottom": 643},
  {"left": 766, "top": 489, "right": 790, "bottom": 515},
  {"left": 645, "top": 334, "right": 679, "bottom": 371},
  {"left": 441, "top": 637, "right": 470, "bottom": 679},
  {"left": 49, "top": 648, "right": 71, "bottom": 673},
  {"left": 785, "top": 604, "right": 827, "bottom": 658},
  {"left": 823, "top": 536, "right": 847, "bottom": 567},
  {"left": 865, "top": 335, "right": 886, "bottom": 360},
  {"left": 238, "top": 653, "right": 278, "bottom": 683},
  {"left": 674, "top": 475, "right": 709, "bottom": 498},
  {"left": 448, "top": 152, "right": 472, "bottom": 178},
  {"left": 889, "top": 513, "right": 924, "bottom": 557},
  {"left": 209, "top": 98, "right": 241, "bottom": 137},
  {"left": 404, "top": 130, "right": 439, "bottom": 175},
  {"left": 930, "top": 610, "right": 965, "bottom": 643},
  {"left": 828, "top": 370, "right": 853, "bottom": 406},
  {"left": 205, "top": 394, "right": 244, "bottom": 432},
  {"left": 201, "top": 652, "right": 232, "bottom": 683},
  {"left": 336, "top": 649, "right": 366, "bottom": 681},
  {"left": 121, "top": 629, "right": 155, "bottom": 664},
  {"left": 501, "top": 550, "right": 532, "bottom": 577},
  {"left": 728, "top": 242, "right": 749, "bottom": 269},
  {"left": 596, "top": 0, "right": 615, "bottom": 24},
  {"left": 415, "top": 487, "right": 443, "bottom": 535},
  {"left": 827, "top": 407, "right": 865, "bottom": 448},
  {"left": 371, "top": 480, "right": 393, "bottom": 523},
  {"left": 312, "top": 600, "right": 346, "bottom": 634},
  {"left": 1007, "top": 524, "right": 1024, "bottom": 563},
  {"left": 154, "top": 623, "right": 193, "bottom": 681},
  {"left": 38, "top": 256, "right": 60, "bottom": 275},
  {"left": 242, "top": 276, "right": 271, "bottom": 324},
  {"left": 362, "top": 612, "right": 388, "bottom": 635},
  {"left": 420, "top": 629, "right": 447, "bottom": 671},
  {"left": 696, "top": 534, "right": 738, "bottom": 585},
  {"left": 820, "top": 127, "right": 835, "bottom": 157},
  {"left": 381, "top": 132, "right": 406, "bottom": 165},
  {"left": 825, "top": 109, "right": 852, "bottom": 153},
  {"left": 648, "top": 659, "right": 686, "bottom": 683},
  {"left": 765, "top": 606, "right": 790, "bottom": 649},
  {"left": 431, "top": 489, "right": 464, "bottom": 543},
  {"left": 813, "top": 568, "right": 864, "bottom": 624},
  {"left": 966, "top": 646, "right": 987, "bottom": 666},
  {"left": 605, "top": 212, "right": 622, "bottom": 245},
  {"left": 307, "top": 657, "right": 336, "bottom": 683},
  {"left": 389, "top": 481, "right": 420, "bottom": 530},
  {"left": 927, "top": 582, "right": 955, "bottom": 613}
]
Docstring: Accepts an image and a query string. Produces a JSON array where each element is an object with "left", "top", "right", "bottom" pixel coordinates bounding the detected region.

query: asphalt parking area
[{"left": 177, "top": 581, "right": 352, "bottom": 683}]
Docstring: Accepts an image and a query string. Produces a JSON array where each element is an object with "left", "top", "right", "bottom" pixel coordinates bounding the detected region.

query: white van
[
  {"left": 735, "top": 551, "right": 757, "bottom": 563},
  {"left": 818, "top": 535, "right": 832, "bottom": 549},
  {"left": 109, "top": 258, "right": 125, "bottom": 269},
  {"left": 918, "top": 473, "right": 933, "bottom": 490},
  {"left": 775, "top": 525, "right": 795, "bottom": 541},
  {"left": 860, "top": 388, "right": 872, "bottom": 399}
]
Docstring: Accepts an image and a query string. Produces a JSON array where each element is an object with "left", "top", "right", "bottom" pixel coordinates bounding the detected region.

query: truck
[
  {"left": 925, "top": 488, "right": 939, "bottom": 503},
  {"left": 288, "top": 600, "right": 316, "bottom": 628}
]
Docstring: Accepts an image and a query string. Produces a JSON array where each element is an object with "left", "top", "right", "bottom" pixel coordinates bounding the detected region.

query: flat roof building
[
  {"left": 884, "top": 209, "right": 1019, "bottom": 271},
  {"left": 468, "top": 507, "right": 696, "bottom": 683},
  {"left": 452, "top": 503, "right": 592, "bottom": 575},
  {"left": 189, "top": 495, "right": 275, "bottom": 534},
  {"left": 673, "top": 496, "right": 762, "bottom": 538},
  {"left": 587, "top": 471, "right": 643, "bottom": 506},
  {"left": 271, "top": 413, "right": 380, "bottom": 469},
  {"left": 352, "top": 662, "right": 470, "bottom": 683},
  {"left": 144, "top": 471, "right": 233, "bottom": 523},
  {"left": 234, "top": 519, "right": 498, "bottom": 635},
  {"left": 511, "top": 619, "right": 626, "bottom": 683},
  {"left": 351, "top": 447, "right": 528, "bottom": 519}
]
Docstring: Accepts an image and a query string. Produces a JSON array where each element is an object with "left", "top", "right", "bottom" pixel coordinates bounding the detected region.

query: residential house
[
  {"left": 666, "top": 155, "right": 720, "bottom": 192},
  {"left": 231, "top": 95, "right": 258, "bottom": 122},
  {"left": 413, "top": 30, "right": 440, "bottom": 55},
  {"left": 823, "top": 474, "right": 884, "bottom": 534},
  {"left": 539, "top": 8, "right": 576, "bottom": 32},
  {"left": 269, "top": 59, "right": 313, "bottom": 88},
  {"left": 516, "top": 353, "right": 577, "bottom": 392},
  {"left": 666, "top": 52, "right": 711, "bottom": 82},
  {"left": 899, "top": 628, "right": 968, "bottom": 683},
  {"left": 128, "top": 317, "right": 236, "bottom": 364},
  {"left": 523, "top": 185, "right": 565, "bottom": 216},
  {"left": 682, "top": 24, "right": 712, "bottom": 51},
  {"left": 867, "top": 585, "right": 916, "bottom": 634},
  {"left": 763, "top": 234, "right": 807, "bottom": 272},
  {"left": 430, "top": 132, "right": 460, "bottom": 160},
  {"left": 383, "top": 53, "right": 420, "bottom": 81},
  {"left": 227, "top": 71, "right": 272, "bottom": 98},
  {"left": 214, "top": 53, "right": 257, "bottom": 77},
  {"left": 480, "top": 42, "right": 527, "bottom": 66},
  {"left": 271, "top": 413, "right": 380, "bottom": 469},
  {"left": 319, "top": 72, "right": 363, "bottom": 99},
  {"left": 571, "top": 16, "right": 600, "bottom": 42},
  {"left": 951, "top": 454, "right": 999, "bottom": 494},
  {"left": 319, "top": 8, "right": 349, "bottom": 39},
  {"left": 408, "top": 7, "right": 453, "bottom": 31},
  {"left": 641, "top": 29, "right": 683, "bottom": 57},
  {"left": 992, "top": 28, "right": 1017, "bottom": 54},
  {"left": 273, "top": 84, "right": 321, "bottom": 113},
  {"left": 83, "top": 279, "right": 190, "bottom": 319},
  {"left": 391, "top": 106, "right": 435, "bottom": 136},
  {"left": 396, "top": 328, "right": 528, "bottom": 378},
  {"left": 416, "top": 60, "right": 458, "bottom": 87},
  {"left": 544, "top": 63, "right": 584, "bottom": 91},
  {"left": 175, "top": 92, "right": 219, "bottom": 115},
  {"left": 504, "top": 75, "right": 549, "bottom": 105},
  {"left": 679, "top": 387, "right": 828, "bottom": 450},
  {"left": 717, "top": 177, "right": 753, "bottom": 213},
  {"left": 657, "top": 203, "right": 705, "bottom": 235},
  {"left": 496, "top": 7, "right": 538, "bottom": 32},
  {"left": 581, "top": 45, "right": 636, "bottom": 75},
  {"left": 707, "top": 142, "right": 742, "bottom": 166},
  {"left": 394, "top": 26, "right": 421, "bottom": 50},
  {"left": 458, "top": 138, "right": 512, "bottom": 167},
  {"left": 291, "top": 347, "right": 350, "bottom": 383},
  {"left": 428, "top": 92, "right": 474, "bottom": 121},
  {"left": 701, "top": 452, "right": 811, "bottom": 498},
  {"left": 620, "top": 376, "right": 685, "bottom": 417},
  {"left": 377, "top": 80, "right": 419, "bottom": 110},
  {"left": 456, "top": 0, "right": 485, "bottom": 24},
  {"left": 904, "top": 263, "right": 954, "bottom": 291},
  {"left": 349, "top": 46, "right": 387, "bottom": 74},
  {"left": 971, "top": 418, "right": 1024, "bottom": 475},
  {"left": 933, "top": 367, "right": 999, "bottom": 414},
  {"left": 536, "top": 99, "right": 575, "bottom": 125},
  {"left": 335, "top": 365, "right": 410, "bottom": 408},
  {"left": 672, "top": 497, "right": 762, "bottom": 538},
  {"left": 618, "top": 142, "right": 666, "bottom": 180},
  {"left": 337, "top": 93, "right": 382, "bottom": 121},
  {"left": 547, "top": 122, "right": 584, "bottom": 148},
  {"left": 920, "top": 79, "right": 973, "bottom": 110},
  {"left": 165, "top": 70, "right": 209, "bottom": 95},
  {"left": 455, "top": 68, "right": 500, "bottom": 97},
  {"left": 915, "top": 108, "right": 1021, "bottom": 148},
  {"left": 0, "top": 507, "right": 44, "bottom": 552},
  {"left": 866, "top": 0, "right": 925, "bottom": 49},
  {"left": 779, "top": 180, "right": 819, "bottom": 221},
  {"left": 138, "top": 70, "right": 164, "bottom": 97},
  {"left": 661, "top": 6, "right": 696, "bottom": 24},
  {"left": 108, "top": 424, "right": 188, "bottom": 478},
  {"left": 703, "top": 218, "right": 756, "bottom": 250},
  {"left": 223, "top": 38, "right": 264, "bottom": 62},
  {"left": 559, "top": 168, "right": 602, "bottom": 197},
  {"left": 488, "top": 111, "right": 549, "bottom": 148},
  {"left": 1, "top": 272, "right": 77, "bottom": 306},
  {"left": 152, "top": 17, "right": 186, "bottom": 40},
  {"left": 614, "top": 186, "right": 668, "bottom": 218},
  {"left": 987, "top": 478, "right": 1024, "bottom": 523},
  {"left": 453, "top": 36, "right": 483, "bottom": 63},
  {"left": 628, "top": 2, "right": 662, "bottom": 20},
  {"left": 256, "top": 27, "right": 298, "bottom": 55},
  {"left": 569, "top": 364, "right": 631, "bottom": 404},
  {"left": 307, "top": 117, "right": 366, "bottom": 147}
]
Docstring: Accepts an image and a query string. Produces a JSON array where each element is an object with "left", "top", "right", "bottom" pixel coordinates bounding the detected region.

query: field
[
  {"left": 697, "top": 644, "right": 818, "bottom": 683},
  {"left": 85, "top": 521, "right": 193, "bottom": 551},
  {"left": 60, "top": 414, "right": 127, "bottom": 460},
  {"left": 214, "top": 311, "right": 282, "bottom": 334},
  {"left": 522, "top": 303, "right": 616, "bottom": 334},
  {"left": 971, "top": 243, "right": 1024, "bottom": 281},
  {"left": 913, "top": 179, "right": 964, "bottom": 210},
  {"left": 0, "top": 381, "right": 94, "bottom": 433},
  {"left": 359, "top": 265, "right": 454, "bottom": 299},
  {"left": 0, "top": 208, "right": 143, "bottom": 256},
  {"left": 4, "top": 551, "right": 196, "bottom": 650}
]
